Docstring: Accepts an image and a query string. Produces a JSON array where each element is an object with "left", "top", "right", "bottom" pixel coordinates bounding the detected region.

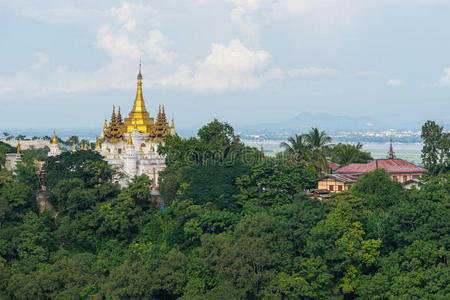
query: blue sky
[{"left": 1, "top": 0, "right": 449, "bottom": 131}]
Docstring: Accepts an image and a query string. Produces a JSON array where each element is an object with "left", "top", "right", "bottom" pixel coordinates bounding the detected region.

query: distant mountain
[
  {"left": 240, "top": 112, "right": 450, "bottom": 134},
  {"left": 241, "top": 112, "right": 383, "bottom": 133}
]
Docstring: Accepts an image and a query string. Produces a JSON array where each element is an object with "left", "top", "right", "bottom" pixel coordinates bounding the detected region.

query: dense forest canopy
[{"left": 0, "top": 120, "right": 448, "bottom": 299}]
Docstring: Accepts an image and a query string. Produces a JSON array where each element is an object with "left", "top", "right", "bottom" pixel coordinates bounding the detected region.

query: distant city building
[
  {"left": 1, "top": 139, "right": 51, "bottom": 150},
  {"left": 315, "top": 139, "right": 427, "bottom": 197}
]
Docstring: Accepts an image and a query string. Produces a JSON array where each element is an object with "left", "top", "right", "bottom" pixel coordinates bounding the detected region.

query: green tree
[
  {"left": 99, "top": 261, "right": 153, "bottom": 299},
  {"left": 65, "top": 135, "right": 79, "bottom": 147},
  {"left": 351, "top": 169, "right": 405, "bottom": 210},
  {"left": 44, "top": 150, "right": 114, "bottom": 188},
  {"left": 280, "top": 134, "right": 311, "bottom": 162},
  {"left": 421, "top": 120, "right": 450, "bottom": 175},
  {"left": 235, "top": 158, "right": 315, "bottom": 208},
  {"left": 303, "top": 128, "right": 332, "bottom": 174},
  {"left": 329, "top": 143, "right": 372, "bottom": 166}
]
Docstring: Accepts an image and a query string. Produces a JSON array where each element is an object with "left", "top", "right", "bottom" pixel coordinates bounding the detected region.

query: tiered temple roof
[
  {"left": 103, "top": 105, "right": 125, "bottom": 143},
  {"left": 102, "top": 64, "right": 173, "bottom": 143}
]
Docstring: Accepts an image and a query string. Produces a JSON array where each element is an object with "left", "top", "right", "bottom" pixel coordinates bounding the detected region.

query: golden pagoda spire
[
  {"left": 89, "top": 143, "right": 92, "bottom": 150},
  {"left": 72, "top": 143, "right": 76, "bottom": 152},
  {"left": 104, "top": 119, "right": 108, "bottom": 129},
  {"left": 52, "top": 131, "right": 58, "bottom": 145},
  {"left": 17, "top": 142, "right": 21, "bottom": 155},
  {"left": 123, "top": 63, "right": 154, "bottom": 133},
  {"left": 127, "top": 134, "right": 133, "bottom": 145},
  {"left": 171, "top": 118, "right": 175, "bottom": 129},
  {"left": 95, "top": 137, "right": 100, "bottom": 150},
  {"left": 131, "top": 64, "right": 146, "bottom": 114}
]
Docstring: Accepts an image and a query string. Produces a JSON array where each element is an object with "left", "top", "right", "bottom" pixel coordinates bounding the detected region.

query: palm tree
[
  {"left": 304, "top": 128, "right": 332, "bottom": 174},
  {"left": 334, "top": 144, "right": 358, "bottom": 166},
  {"left": 280, "top": 134, "right": 311, "bottom": 162}
]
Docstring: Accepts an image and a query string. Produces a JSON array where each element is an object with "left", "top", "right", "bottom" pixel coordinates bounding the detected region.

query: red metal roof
[
  {"left": 316, "top": 173, "right": 361, "bottom": 183},
  {"left": 335, "top": 159, "right": 427, "bottom": 174},
  {"left": 328, "top": 161, "right": 340, "bottom": 169}
]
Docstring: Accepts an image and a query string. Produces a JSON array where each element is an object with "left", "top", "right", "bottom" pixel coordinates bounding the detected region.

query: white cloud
[
  {"left": 226, "top": 0, "right": 447, "bottom": 41},
  {"left": 96, "top": 2, "right": 171, "bottom": 62},
  {"left": 227, "top": 0, "right": 366, "bottom": 40},
  {"left": 288, "top": 67, "right": 341, "bottom": 78},
  {"left": 386, "top": 79, "right": 405, "bottom": 86},
  {"left": 437, "top": 68, "right": 450, "bottom": 86},
  {"left": 146, "top": 30, "right": 176, "bottom": 64},
  {"left": 160, "top": 38, "right": 271, "bottom": 92},
  {"left": 0, "top": 2, "right": 180, "bottom": 96}
]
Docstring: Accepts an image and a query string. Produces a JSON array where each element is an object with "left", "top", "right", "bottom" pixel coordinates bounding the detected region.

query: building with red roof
[{"left": 314, "top": 140, "right": 427, "bottom": 196}]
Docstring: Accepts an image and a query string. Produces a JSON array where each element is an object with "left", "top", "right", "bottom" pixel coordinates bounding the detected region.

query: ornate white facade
[
  {"left": 48, "top": 131, "right": 62, "bottom": 157},
  {"left": 98, "top": 128, "right": 170, "bottom": 186},
  {"left": 97, "top": 66, "right": 175, "bottom": 186}
]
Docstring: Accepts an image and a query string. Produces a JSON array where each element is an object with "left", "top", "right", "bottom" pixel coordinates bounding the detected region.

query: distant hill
[
  {"left": 240, "top": 112, "right": 450, "bottom": 133},
  {"left": 241, "top": 112, "right": 382, "bottom": 133}
]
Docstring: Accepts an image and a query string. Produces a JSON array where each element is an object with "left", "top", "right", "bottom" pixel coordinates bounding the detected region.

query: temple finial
[
  {"left": 52, "top": 131, "right": 58, "bottom": 145},
  {"left": 388, "top": 137, "right": 395, "bottom": 159},
  {"left": 137, "top": 59, "right": 142, "bottom": 80},
  {"left": 17, "top": 142, "right": 21, "bottom": 155}
]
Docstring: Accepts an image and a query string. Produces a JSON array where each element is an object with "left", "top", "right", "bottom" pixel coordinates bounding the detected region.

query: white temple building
[{"left": 96, "top": 65, "right": 175, "bottom": 186}]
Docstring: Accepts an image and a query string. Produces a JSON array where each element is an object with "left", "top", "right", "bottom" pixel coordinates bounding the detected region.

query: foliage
[
  {"left": 328, "top": 142, "right": 373, "bottom": 166},
  {"left": 0, "top": 141, "right": 15, "bottom": 170},
  {"left": 421, "top": 120, "right": 450, "bottom": 175},
  {"left": 235, "top": 158, "right": 316, "bottom": 208},
  {"left": 44, "top": 150, "right": 114, "bottom": 188},
  {"left": 0, "top": 120, "right": 448, "bottom": 299}
]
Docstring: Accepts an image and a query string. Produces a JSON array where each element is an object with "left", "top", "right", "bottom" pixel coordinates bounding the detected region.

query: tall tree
[
  {"left": 421, "top": 120, "right": 449, "bottom": 175},
  {"left": 329, "top": 143, "right": 372, "bottom": 166},
  {"left": 280, "top": 134, "right": 311, "bottom": 162},
  {"left": 303, "top": 128, "right": 332, "bottom": 174}
]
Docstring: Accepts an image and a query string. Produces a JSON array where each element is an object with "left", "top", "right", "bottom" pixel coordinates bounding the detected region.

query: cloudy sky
[{"left": 1, "top": 0, "right": 449, "bottom": 131}]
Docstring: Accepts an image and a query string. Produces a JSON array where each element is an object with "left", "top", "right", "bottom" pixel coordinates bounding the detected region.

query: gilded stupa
[
  {"left": 101, "top": 63, "right": 174, "bottom": 143},
  {"left": 123, "top": 65, "right": 154, "bottom": 134},
  {"left": 98, "top": 64, "right": 175, "bottom": 186}
]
